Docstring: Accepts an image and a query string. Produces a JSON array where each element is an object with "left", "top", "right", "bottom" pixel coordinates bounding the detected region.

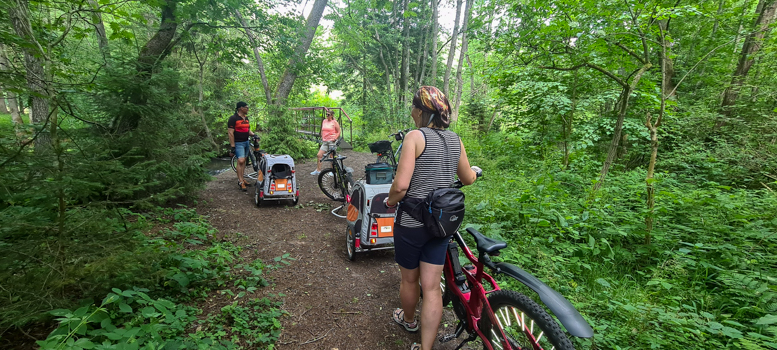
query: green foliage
[
  {"left": 35, "top": 289, "right": 285, "bottom": 350},
  {"left": 29, "top": 209, "right": 285, "bottom": 349},
  {"left": 461, "top": 131, "right": 777, "bottom": 349},
  {"left": 261, "top": 105, "right": 318, "bottom": 159}
]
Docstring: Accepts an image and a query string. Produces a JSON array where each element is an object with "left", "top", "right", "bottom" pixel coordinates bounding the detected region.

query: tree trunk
[
  {"left": 718, "top": 0, "right": 777, "bottom": 126},
  {"left": 430, "top": 0, "right": 439, "bottom": 86},
  {"left": 377, "top": 44, "right": 394, "bottom": 117},
  {"left": 86, "top": 0, "right": 110, "bottom": 61},
  {"left": 273, "top": 0, "right": 329, "bottom": 105},
  {"left": 452, "top": 0, "right": 472, "bottom": 122},
  {"left": 362, "top": 51, "right": 367, "bottom": 115},
  {"left": 8, "top": 91, "right": 22, "bottom": 125},
  {"left": 137, "top": 1, "right": 178, "bottom": 74},
  {"left": 236, "top": 9, "right": 272, "bottom": 105},
  {"left": 563, "top": 71, "right": 578, "bottom": 170},
  {"left": 0, "top": 89, "right": 9, "bottom": 114},
  {"left": 411, "top": 2, "right": 431, "bottom": 87},
  {"left": 113, "top": 0, "right": 180, "bottom": 132},
  {"left": 443, "top": 0, "right": 463, "bottom": 96},
  {"left": 594, "top": 63, "right": 651, "bottom": 191},
  {"left": 466, "top": 54, "right": 474, "bottom": 95},
  {"left": 0, "top": 46, "right": 19, "bottom": 123},
  {"left": 399, "top": 0, "right": 411, "bottom": 106},
  {"left": 486, "top": 105, "right": 500, "bottom": 133},
  {"left": 9, "top": 0, "right": 49, "bottom": 127},
  {"left": 198, "top": 64, "right": 218, "bottom": 151}
]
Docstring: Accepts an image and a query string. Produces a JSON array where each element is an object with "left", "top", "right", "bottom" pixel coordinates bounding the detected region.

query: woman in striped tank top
[{"left": 385, "top": 86, "right": 480, "bottom": 350}]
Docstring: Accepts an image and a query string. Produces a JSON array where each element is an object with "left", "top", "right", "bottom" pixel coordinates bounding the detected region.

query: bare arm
[
  {"left": 456, "top": 139, "right": 477, "bottom": 186},
  {"left": 228, "top": 128, "right": 235, "bottom": 147}
]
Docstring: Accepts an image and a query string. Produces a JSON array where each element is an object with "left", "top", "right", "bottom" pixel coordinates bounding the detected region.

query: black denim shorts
[{"left": 393, "top": 223, "right": 449, "bottom": 269}]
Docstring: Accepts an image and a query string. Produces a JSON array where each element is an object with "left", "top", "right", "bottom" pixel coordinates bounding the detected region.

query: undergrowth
[
  {"left": 458, "top": 128, "right": 777, "bottom": 349},
  {"left": 2, "top": 206, "right": 290, "bottom": 349}
]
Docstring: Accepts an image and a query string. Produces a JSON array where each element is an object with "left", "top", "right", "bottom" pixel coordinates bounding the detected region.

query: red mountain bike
[{"left": 439, "top": 182, "right": 593, "bottom": 349}]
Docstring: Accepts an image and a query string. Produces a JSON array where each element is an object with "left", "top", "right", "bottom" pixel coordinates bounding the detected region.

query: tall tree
[
  {"left": 8, "top": 0, "right": 50, "bottom": 131},
  {"left": 274, "top": 0, "right": 329, "bottom": 105},
  {"left": 86, "top": 0, "right": 110, "bottom": 62},
  {"left": 430, "top": 0, "right": 439, "bottom": 86},
  {"left": 399, "top": 0, "right": 411, "bottom": 105},
  {"left": 718, "top": 0, "right": 777, "bottom": 125},
  {"left": 443, "top": 0, "right": 463, "bottom": 96},
  {"left": 235, "top": 9, "right": 272, "bottom": 105},
  {"left": 452, "top": 0, "right": 473, "bottom": 122}
]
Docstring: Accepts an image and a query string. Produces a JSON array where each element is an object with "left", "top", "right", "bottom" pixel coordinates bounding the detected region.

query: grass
[{"left": 0, "top": 113, "right": 15, "bottom": 130}]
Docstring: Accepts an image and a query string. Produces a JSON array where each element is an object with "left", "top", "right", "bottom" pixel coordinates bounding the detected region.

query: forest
[{"left": 0, "top": 0, "right": 776, "bottom": 348}]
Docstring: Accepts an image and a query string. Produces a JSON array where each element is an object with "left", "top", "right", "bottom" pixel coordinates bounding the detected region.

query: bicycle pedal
[{"left": 438, "top": 334, "right": 458, "bottom": 343}]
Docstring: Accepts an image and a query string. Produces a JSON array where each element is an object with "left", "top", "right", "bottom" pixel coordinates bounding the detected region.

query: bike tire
[
  {"left": 346, "top": 226, "right": 356, "bottom": 261},
  {"left": 482, "top": 290, "right": 575, "bottom": 350},
  {"left": 232, "top": 153, "right": 256, "bottom": 172},
  {"left": 254, "top": 184, "right": 263, "bottom": 207},
  {"left": 318, "top": 168, "right": 344, "bottom": 201}
]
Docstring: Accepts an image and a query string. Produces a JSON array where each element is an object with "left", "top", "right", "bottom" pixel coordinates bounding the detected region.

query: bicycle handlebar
[
  {"left": 452, "top": 168, "right": 483, "bottom": 188},
  {"left": 390, "top": 128, "right": 413, "bottom": 141}
]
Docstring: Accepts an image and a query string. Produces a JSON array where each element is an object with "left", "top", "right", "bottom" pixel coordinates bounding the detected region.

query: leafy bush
[{"left": 460, "top": 130, "right": 777, "bottom": 349}]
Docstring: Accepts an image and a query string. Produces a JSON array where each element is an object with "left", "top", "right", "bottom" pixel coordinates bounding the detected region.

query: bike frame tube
[{"left": 445, "top": 231, "right": 514, "bottom": 350}]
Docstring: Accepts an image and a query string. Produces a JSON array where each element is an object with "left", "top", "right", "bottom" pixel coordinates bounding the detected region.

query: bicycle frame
[
  {"left": 443, "top": 231, "right": 515, "bottom": 350},
  {"left": 321, "top": 147, "right": 351, "bottom": 202}
]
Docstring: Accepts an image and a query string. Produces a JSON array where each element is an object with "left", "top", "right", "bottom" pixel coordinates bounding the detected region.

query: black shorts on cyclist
[{"left": 394, "top": 224, "right": 449, "bottom": 269}]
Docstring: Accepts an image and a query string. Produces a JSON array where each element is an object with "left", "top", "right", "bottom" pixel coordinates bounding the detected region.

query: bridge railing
[{"left": 290, "top": 107, "right": 353, "bottom": 149}]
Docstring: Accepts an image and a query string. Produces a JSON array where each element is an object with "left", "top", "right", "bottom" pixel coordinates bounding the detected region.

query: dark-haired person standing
[
  {"left": 385, "top": 86, "right": 480, "bottom": 350},
  {"left": 228, "top": 101, "right": 256, "bottom": 191}
]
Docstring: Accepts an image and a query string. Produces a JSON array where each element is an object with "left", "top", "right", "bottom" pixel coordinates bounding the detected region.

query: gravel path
[{"left": 197, "top": 149, "right": 477, "bottom": 350}]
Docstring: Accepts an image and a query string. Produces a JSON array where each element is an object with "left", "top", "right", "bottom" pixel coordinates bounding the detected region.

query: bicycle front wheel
[
  {"left": 482, "top": 290, "right": 575, "bottom": 350},
  {"left": 318, "top": 168, "right": 344, "bottom": 201},
  {"left": 232, "top": 154, "right": 255, "bottom": 173}
]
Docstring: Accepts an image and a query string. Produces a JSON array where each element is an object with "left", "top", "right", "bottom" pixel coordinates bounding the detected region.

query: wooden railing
[{"left": 290, "top": 107, "right": 353, "bottom": 148}]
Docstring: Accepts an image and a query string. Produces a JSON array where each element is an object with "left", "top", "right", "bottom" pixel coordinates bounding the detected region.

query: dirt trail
[{"left": 198, "top": 149, "right": 476, "bottom": 350}]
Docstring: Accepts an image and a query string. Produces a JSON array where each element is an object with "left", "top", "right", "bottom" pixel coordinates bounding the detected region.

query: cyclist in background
[
  {"left": 228, "top": 101, "right": 256, "bottom": 191},
  {"left": 311, "top": 109, "right": 341, "bottom": 175},
  {"left": 384, "top": 86, "right": 479, "bottom": 350}
]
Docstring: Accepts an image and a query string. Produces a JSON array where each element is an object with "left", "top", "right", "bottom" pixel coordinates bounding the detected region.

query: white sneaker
[{"left": 310, "top": 170, "right": 320, "bottom": 175}]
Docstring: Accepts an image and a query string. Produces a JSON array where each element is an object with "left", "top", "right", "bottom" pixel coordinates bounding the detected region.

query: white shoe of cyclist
[{"left": 310, "top": 170, "right": 320, "bottom": 176}]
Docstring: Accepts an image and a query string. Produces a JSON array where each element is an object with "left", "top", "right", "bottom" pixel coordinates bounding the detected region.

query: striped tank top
[{"left": 398, "top": 127, "right": 462, "bottom": 228}]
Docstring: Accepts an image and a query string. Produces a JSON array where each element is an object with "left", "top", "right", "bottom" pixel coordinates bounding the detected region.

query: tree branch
[
  {"left": 614, "top": 41, "right": 647, "bottom": 64},
  {"left": 586, "top": 63, "right": 627, "bottom": 87}
]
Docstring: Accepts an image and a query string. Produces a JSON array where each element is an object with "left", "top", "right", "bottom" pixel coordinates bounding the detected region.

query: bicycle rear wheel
[{"left": 482, "top": 290, "right": 575, "bottom": 350}]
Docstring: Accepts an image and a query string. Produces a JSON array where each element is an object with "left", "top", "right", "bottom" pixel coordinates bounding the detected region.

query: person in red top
[
  {"left": 228, "top": 101, "right": 256, "bottom": 191},
  {"left": 311, "top": 109, "right": 341, "bottom": 175}
]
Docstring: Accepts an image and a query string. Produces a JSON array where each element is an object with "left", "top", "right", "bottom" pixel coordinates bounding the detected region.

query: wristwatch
[{"left": 383, "top": 197, "right": 396, "bottom": 208}]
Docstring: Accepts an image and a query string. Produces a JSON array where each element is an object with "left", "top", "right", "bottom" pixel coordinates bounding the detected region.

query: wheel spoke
[
  {"left": 486, "top": 290, "right": 575, "bottom": 350},
  {"left": 490, "top": 328, "right": 504, "bottom": 350}
]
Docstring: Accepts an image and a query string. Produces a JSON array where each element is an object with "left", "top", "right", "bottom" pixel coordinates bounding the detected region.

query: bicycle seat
[{"left": 465, "top": 227, "right": 507, "bottom": 254}]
